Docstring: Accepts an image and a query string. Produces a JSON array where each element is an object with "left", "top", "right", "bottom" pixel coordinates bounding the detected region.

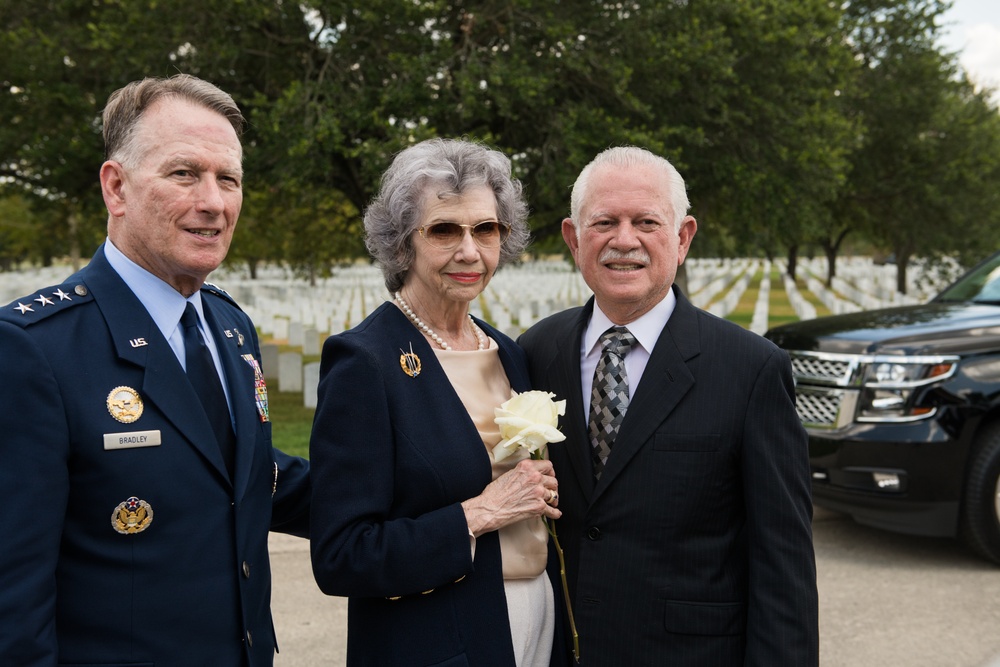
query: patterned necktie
[
  {"left": 588, "top": 326, "right": 638, "bottom": 480},
  {"left": 181, "top": 303, "right": 236, "bottom": 477}
]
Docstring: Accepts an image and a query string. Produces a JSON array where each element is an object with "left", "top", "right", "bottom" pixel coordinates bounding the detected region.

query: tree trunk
[
  {"left": 895, "top": 253, "right": 910, "bottom": 294},
  {"left": 786, "top": 244, "right": 799, "bottom": 280},
  {"left": 820, "top": 228, "right": 850, "bottom": 287}
]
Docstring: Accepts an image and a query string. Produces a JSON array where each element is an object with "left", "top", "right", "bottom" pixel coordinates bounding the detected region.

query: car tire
[{"left": 961, "top": 422, "right": 1000, "bottom": 565}]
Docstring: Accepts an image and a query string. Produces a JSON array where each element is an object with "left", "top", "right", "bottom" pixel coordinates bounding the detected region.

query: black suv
[{"left": 765, "top": 251, "right": 1000, "bottom": 563}]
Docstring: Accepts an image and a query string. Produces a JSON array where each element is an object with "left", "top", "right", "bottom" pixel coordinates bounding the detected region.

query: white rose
[{"left": 492, "top": 390, "right": 567, "bottom": 462}]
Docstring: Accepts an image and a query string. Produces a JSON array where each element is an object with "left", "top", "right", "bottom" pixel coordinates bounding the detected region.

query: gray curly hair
[{"left": 364, "top": 138, "right": 530, "bottom": 293}]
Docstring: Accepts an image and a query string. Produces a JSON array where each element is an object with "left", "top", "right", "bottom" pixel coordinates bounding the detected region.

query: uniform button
[
  {"left": 74, "top": 285, "right": 88, "bottom": 296},
  {"left": 587, "top": 526, "right": 602, "bottom": 541},
  {"left": 246, "top": 630, "right": 253, "bottom": 647},
  {"left": 243, "top": 561, "right": 251, "bottom": 578}
]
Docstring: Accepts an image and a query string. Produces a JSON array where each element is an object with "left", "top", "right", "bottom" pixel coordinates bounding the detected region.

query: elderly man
[
  {"left": 0, "top": 74, "right": 309, "bottom": 666},
  {"left": 520, "top": 146, "right": 818, "bottom": 665}
]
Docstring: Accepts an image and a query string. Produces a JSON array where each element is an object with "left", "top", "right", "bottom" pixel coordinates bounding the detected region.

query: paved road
[{"left": 270, "top": 507, "right": 1000, "bottom": 666}]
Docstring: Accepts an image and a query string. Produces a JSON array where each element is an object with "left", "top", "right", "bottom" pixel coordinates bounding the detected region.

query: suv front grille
[
  {"left": 788, "top": 352, "right": 862, "bottom": 428},
  {"left": 790, "top": 354, "right": 856, "bottom": 385},
  {"left": 795, "top": 387, "right": 847, "bottom": 427}
]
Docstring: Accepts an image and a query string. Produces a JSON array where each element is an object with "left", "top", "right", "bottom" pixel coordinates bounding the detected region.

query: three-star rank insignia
[
  {"left": 112, "top": 496, "right": 153, "bottom": 535},
  {"left": 107, "top": 386, "right": 143, "bottom": 424}
]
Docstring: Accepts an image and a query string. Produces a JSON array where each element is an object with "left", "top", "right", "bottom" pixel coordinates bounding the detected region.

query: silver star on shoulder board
[
  {"left": 53, "top": 289, "right": 72, "bottom": 301},
  {"left": 14, "top": 302, "right": 33, "bottom": 314},
  {"left": 34, "top": 294, "right": 54, "bottom": 307}
]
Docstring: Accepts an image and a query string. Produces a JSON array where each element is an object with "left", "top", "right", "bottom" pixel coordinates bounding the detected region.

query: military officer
[{"left": 0, "top": 74, "right": 310, "bottom": 666}]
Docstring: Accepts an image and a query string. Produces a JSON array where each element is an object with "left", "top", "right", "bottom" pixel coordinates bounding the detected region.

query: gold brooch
[
  {"left": 399, "top": 343, "right": 421, "bottom": 378},
  {"left": 107, "top": 386, "right": 143, "bottom": 423},
  {"left": 111, "top": 496, "right": 154, "bottom": 535}
]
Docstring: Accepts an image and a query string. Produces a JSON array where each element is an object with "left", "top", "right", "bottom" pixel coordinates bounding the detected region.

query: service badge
[
  {"left": 107, "top": 386, "right": 143, "bottom": 423},
  {"left": 111, "top": 496, "right": 154, "bottom": 535}
]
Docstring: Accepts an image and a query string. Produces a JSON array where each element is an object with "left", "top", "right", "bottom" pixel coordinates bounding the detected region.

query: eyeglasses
[{"left": 417, "top": 221, "right": 512, "bottom": 250}]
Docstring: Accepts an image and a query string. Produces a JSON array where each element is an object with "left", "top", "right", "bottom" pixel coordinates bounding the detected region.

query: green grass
[
  {"left": 723, "top": 268, "right": 763, "bottom": 328},
  {"left": 269, "top": 389, "right": 315, "bottom": 459}
]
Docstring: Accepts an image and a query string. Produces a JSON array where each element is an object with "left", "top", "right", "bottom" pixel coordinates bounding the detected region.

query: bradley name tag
[{"left": 104, "top": 430, "right": 162, "bottom": 450}]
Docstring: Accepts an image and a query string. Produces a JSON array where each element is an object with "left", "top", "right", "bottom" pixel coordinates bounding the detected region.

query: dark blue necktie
[{"left": 181, "top": 303, "right": 236, "bottom": 477}]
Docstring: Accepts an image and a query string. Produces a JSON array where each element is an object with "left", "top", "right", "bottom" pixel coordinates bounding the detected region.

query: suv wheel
[{"left": 961, "top": 422, "right": 1000, "bottom": 565}]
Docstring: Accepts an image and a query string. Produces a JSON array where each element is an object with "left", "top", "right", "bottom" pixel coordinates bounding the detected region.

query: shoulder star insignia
[
  {"left": 34, "top": 294, "right": 54, "bottom": 307},
  {"left": 14, "top": 302, "right": 34, "bottom": 314},
  {"left": 53, "top": 289, "right": 72, "bottom": 301}
]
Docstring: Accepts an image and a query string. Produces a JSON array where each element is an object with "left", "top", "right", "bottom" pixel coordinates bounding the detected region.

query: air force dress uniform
[{"left": 0, "top": 243, "right": 310, "bottom": 666}]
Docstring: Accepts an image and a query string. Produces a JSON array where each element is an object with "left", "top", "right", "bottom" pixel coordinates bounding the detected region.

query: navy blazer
[
  {"left": 519, "top": 288, "right": 819, "bottom": 666},
  {"left": 0, "top": 245, "right": 310, "bottom": 667},
  {"left": 310, "top": 302, "right": 539, "bottom": 667}
]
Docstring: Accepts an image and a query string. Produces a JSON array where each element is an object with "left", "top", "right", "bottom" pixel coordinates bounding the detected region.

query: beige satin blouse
[{"left": 435, "top": 339, "right": 549, "bottom": 580}]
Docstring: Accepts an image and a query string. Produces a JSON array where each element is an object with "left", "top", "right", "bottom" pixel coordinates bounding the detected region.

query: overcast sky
[{"left": 939, "top": 0, "right": 1000, "bottom": 97}]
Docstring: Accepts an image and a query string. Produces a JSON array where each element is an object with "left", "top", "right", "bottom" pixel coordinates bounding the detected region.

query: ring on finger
[{"left": 546, "top": 489, "right": 559, "bottom": 505}]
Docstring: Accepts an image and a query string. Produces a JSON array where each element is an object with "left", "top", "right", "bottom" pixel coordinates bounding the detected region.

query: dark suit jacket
[
  {"left": 310, "top": 302, "right": 553, "bottom": 667},
  {"left": 519, "top": 288, "right": 819, "bottom": 666},
  {"left": 0, "top": 245, "right": 310, "bottom": 667}
]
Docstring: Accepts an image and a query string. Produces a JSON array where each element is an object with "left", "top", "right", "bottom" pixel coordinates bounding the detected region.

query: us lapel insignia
[
  {"left": 399, "top": 343, "right": 421, "bottom": 378},
  {"left": 242, "top": 354, "right": 269, "bottom": 422},
  {"left": 112, "top": 496, "right": 154, "bottom": 535},
  {"left": 107, "top": 386, "right": 143, "bottom": 423}
]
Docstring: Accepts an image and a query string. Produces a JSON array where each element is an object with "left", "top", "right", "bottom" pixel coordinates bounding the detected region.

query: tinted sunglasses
[{"left": 417, "top": 221, "right": 512, "bottom": 249}]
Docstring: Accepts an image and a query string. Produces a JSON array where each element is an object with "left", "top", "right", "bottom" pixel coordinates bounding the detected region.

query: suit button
[
  {"left": 587, "top": 526, "right": 601, "bottom": 540},
  {"left": 246, "top": 630, "right": 253, "bottom": 647},
  {"left": 243, "top": 561, "right": 251, "bottom": 578}
]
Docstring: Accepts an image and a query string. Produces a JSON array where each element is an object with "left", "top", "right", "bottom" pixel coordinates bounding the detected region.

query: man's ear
[
  {"left": 561, "top": 218, "right": 580, "bottom": 263},
  {"left": 100, "top": 161, "right": 128, "bottom": 218},
  {"left": 676, "top": 215, "right": 697, "bottom": 264}
]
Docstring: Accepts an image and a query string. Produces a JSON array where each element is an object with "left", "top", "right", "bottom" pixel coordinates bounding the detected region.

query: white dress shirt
[{"left": 577, "top": 289, "right": 677, "bottom": 424}]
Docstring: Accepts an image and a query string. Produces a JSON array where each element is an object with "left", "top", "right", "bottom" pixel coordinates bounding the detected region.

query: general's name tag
[{"left": 104, "top": 430, "right": 162, "bottom": 450}]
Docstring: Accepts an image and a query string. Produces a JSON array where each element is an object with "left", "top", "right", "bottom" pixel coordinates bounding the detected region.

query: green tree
[{"left": 831, "top": 0, "right": 1000, "bottom": 291}]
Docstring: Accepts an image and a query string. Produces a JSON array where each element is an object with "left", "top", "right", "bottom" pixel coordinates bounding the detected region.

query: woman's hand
[{"left": 461, "top": 458, "right": 560, "bottom": 537}]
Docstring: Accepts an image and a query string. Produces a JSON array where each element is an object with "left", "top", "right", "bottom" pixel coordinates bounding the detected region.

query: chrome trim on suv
[{"left": 787, "top": 351, "right": 960, "bottom": 428}]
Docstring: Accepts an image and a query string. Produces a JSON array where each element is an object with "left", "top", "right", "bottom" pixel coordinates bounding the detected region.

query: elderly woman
[{"left": 310, "top": 138, "right": 564, "bottom": 666}]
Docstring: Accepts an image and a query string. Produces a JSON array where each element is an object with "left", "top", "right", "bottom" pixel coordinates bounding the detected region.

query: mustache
[{"left": 599, "top": 248, "right": 651, "bottom": 264}]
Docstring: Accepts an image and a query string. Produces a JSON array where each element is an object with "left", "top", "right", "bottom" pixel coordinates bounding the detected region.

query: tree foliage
[{"left": 2, "top": 0, "right": 998, "bottom": 282}]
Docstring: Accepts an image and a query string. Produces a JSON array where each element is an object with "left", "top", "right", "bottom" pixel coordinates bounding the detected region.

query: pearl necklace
[{"left": 395, "top": 291, "right": 485, "bottom": 351}]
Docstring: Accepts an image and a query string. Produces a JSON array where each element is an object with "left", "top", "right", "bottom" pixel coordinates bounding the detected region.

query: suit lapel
[
  {"left": 202, "top": 297, "right": 258, "bottom": 498},
  {"left": 84, "top": 249, "right": 232, "bottom": 483},
  {"left": 592, "top": 288, "right": 700, "bottom": 503}
]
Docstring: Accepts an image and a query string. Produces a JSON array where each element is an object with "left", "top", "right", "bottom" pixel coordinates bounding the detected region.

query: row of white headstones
[{"left": 0, "top": 256, "right": 950, "bottom": 407}]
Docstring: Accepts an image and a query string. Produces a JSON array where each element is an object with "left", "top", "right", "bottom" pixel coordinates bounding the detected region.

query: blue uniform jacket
[
  {"left": 0, "top": 245, "right": 310, "bottom": 667},
  {"left": 310, "top": 302, "right": 553, "bottom": 666}
]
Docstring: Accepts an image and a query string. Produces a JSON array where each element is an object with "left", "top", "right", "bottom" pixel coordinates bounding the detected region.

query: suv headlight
[{"left": 857, "top": 357, "right": 958, "bottom": 422}]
